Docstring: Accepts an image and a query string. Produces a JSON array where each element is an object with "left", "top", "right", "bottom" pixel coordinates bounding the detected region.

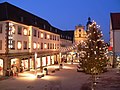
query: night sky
[{"left": 1, "top": 0, "right": 120, "bottom": 42}]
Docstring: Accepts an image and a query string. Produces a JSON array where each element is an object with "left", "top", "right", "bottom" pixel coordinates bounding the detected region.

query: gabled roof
[
  {"left": 0, "top": 2, "right": 74, "bottom": 41},
  {"left": 111, "top": 13, "right": 120, "bottom": 30}
]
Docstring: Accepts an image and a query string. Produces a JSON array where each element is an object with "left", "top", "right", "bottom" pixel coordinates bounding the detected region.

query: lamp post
[{"left": 35, "top": 52, "right": 37, "bottom": 76}]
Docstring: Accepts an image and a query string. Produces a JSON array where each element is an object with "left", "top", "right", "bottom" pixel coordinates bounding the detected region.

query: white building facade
[{"left": 0, "top": 2, "right": 74, "bottom": 76}]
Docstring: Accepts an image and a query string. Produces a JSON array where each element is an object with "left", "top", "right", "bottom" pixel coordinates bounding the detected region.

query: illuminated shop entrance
[
  {"left": 11, "top": 58, "right": 19, "bottom": 68},
  {"left": 0, "top": 59, "right": 3, "bottom": 75},
  {"left": 51, "top": 55, "right": 55, "bottom": 64},
  {"left": 42, "top": 57, "right": 46, "bottom": 66},
  {"left": 21, "top": 59, "right": 28, "bottom": 71},
  {"left": 47, "top": 56, "right": 51, "bottom": 66}
]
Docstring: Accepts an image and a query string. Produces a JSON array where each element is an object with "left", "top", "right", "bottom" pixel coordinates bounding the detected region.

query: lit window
[
  {"left": 17, "top": 41, "right": 22, "bottom": 50},
  {"left": 38, "top": 43, "right": 40, "bottom": 49},
  {"left": 47, "top": 34, "right": 50, "bottom": 39},
  {"left": 33, "top": 42, "right": 37, "bottom": 49},
  {"left": 23, "top": 28, "right": 28, "bottom": 35},
  {"left": 44, "top": 43, "right": 47, "bottom": 49},
  {"left": 41, "top": 33, "right": 44, "bottom": 38}
]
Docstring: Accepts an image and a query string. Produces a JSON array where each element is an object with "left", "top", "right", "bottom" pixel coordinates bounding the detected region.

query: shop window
[
  {"left": 23, "top": 41, "right": 27, "bottom": 49},
  {"left": 0, "top": 24, "right": 2, "bottom": 33},
  {"left": 17, "top": 41, "right": 22, "bottom": 50},
  {"left": 0, "top": 40, "right": 2, "bottom": 50},
  {"left": 11, "top": 40, "right": 15, "bottom": 50},
  {"left": 18, "top": 26, "right": 22, "bottom": 35}
]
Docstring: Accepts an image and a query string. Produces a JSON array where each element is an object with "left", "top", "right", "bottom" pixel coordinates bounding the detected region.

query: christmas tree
[{"left": 78, "top": 20, "right": 108, "bottom": 74}]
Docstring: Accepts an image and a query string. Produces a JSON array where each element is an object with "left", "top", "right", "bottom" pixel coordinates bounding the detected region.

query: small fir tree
[{"left": 78, "top": 21, "right": 108, "bottom": 74}]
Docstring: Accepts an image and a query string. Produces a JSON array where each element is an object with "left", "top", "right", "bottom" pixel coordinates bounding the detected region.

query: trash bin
[
  {"left": 44, "top": 68, "right": 48, "bottom": 75},
  {"left": 59, "top": 64, "right": 63, "bottom": 69}
]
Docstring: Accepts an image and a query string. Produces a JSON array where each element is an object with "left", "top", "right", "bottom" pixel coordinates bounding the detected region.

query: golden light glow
[
  {"left": 44, "top": 43, "right": 47, "bottom": 49},
  {"left": 33, "top": 42, "right": 37, "bottom": 49},
  {"left": 41, "top": 33, "right": 44, "bottom": 38},
  {"left": 47, "top": 34, "right": 50, "bottom": 39},
  {"left": 23, "top": 28, "right": 28, "bottom": 35},
  {"left": 17, "top": 41, "right": 22, "bottom": 49},
  {"left": 38, "top": 43, "right": 40, "bottom": 49}
]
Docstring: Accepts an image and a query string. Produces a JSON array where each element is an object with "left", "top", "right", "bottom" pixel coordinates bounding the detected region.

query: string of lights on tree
[{"left": 77, "top": 20, "right": 108, "bottom": 74}]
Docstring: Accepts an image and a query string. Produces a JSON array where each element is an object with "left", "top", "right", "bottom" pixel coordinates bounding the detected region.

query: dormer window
[
  {"left": 44, "top": 25, "right": 46, "bottom": 29},
  {"left": 20, "top": 17, "right": 24, "bottom": 22}
]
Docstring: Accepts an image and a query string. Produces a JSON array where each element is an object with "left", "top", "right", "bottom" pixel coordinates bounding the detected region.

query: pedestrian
[{"left": 6, "top": 68, "right": 10, "bottom": 77}]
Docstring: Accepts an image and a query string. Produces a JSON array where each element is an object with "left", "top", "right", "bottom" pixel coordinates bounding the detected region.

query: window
[
  {"left": 20, "top": 17, "right": 24, "bottom": 22},
  {"left": 50, "top": 35, "right": 52, "bottom": 40},
  {"left": 47, "top": 34, "right": 50, "bottom": 39},
  {"left": 50, "top": 43, "right": 52, "bottom": 49},
  {"left": 53, "top": 35, "right": 54, "bottom": 40},
  {"left": 48, "top": 43, "right": 49, "bottom": 49},
  {"left": 0, "top": 40, "right": 2, "bottom": 50},
  {"left": 55, "top": 36, "right": 56, "bottom": 40},
  {"left": 44, "top": 43, "right": 47, "bottom": 49},
  {"left": 33, "top": 42, "right": 37, "bottom": 49},
  {"left": 57, "top": 44, "right": 59, "bottom": 49},
  {"left": 57, "top": 36, "right": 59, "bottom": 41},
  {"left": 23, "top": 41, "right": 27, "bottom": 49},
  {"left": 11, "top": 40, "right": 15, "bottom": 50},
  {"left": 23, "top": 28, "right": 28, "bottom": 36},
  {"left": 38, "top": 31, "right": 40, "bottom": 38},
  {"left": 38, "top": 43, "right": 40, "bottom": 49},
  {"left": 79, "top": 29, "right": 81, "bottom": 32},
  {"left": 44, "top": 33, "right": 47, "bottom": 39},
  {"left": 41, "top": 43, "right": 43, "bottom": 49},
  {"left": 41, "top": 32, "right": 44, "bottom": 38},
  {"left": 33, "top": 29, "right": 37, "bottom": 37},
  {"left": 17, "top": 41, "right": 22, "bottom": 50},
  {"left": 79, "top": 34, "right": 81, "bottom": 37},
  {"left": 18, "top": 26, "right": 22, "bottom": 35},
  {"left": 0, "top": 24, "right": 2, "bottom": 33},
  {"left": 44, "top": 24, "right": 46, "bottom": 29}
]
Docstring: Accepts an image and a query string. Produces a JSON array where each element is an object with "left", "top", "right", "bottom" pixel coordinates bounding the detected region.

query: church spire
[{"left": 86, "top": 17, "right": 92, "bottom": 30}]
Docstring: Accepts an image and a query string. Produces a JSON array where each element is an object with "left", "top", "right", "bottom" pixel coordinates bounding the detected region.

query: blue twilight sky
[{"left": 0, "top": 0, "right": 120, "bottom": 42}]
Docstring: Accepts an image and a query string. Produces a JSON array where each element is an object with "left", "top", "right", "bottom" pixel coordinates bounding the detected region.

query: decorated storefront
[
  {"left": 0, "top": 59, "right": 3, "bottom": 75},
  {"left": 21, "top": 59, "right": 28, "bottom": 71},
  {"left": 51, "top": 55, "right": 55, "bottom": 64},
  {"left": 42, "top": 57, "right": 46, "bottom": 66},
  {"left": 46, "top": 56, "right": 51, "bottom": 66}
]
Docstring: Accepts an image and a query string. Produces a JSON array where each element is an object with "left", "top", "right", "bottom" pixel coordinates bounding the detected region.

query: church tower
[{"left": 74, "top": 24, "right": 87, "bottom": 43}]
